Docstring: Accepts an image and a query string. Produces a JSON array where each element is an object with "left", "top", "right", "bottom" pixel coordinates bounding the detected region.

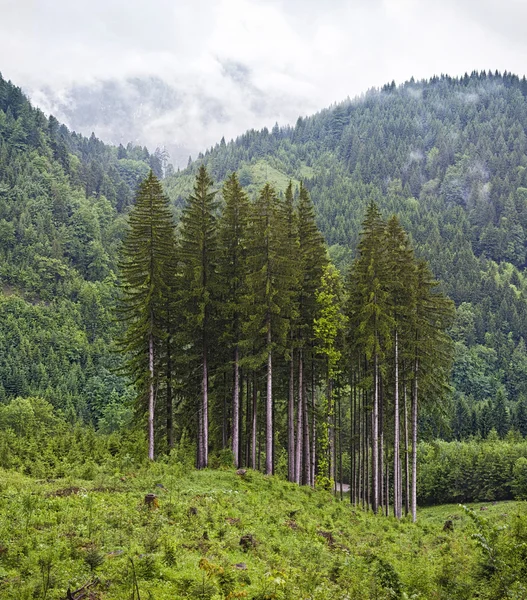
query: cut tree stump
[{"left": 144, "top": 493, "right": 159, "bottom": 509}]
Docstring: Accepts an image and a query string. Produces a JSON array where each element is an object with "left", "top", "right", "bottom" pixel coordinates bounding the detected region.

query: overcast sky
[{"left": 1, "top": 0, "right": 527, "bottom": 163}]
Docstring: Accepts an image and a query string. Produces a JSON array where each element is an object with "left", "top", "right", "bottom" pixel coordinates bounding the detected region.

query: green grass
[{"left": 0, "top": 466, "right": 525, "bottom": 599}]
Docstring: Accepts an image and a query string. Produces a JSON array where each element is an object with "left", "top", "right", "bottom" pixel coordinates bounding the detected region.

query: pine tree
[
  {"left": 244, "top": 183, "right": 293, "bottom": 475},
  {"left": 281, "top": 182, "right": 299, "bottom": 482},
  {"left": 384, "top": 216, "right": 416, "bottom": 518},
  {"left": 217, "top": 172, "right": 250, "bottom": 467},
  {"left": 117, "top": 171, "right": 176, "bottom": 460},
  {"left": 296, "top": 182, "right": 327, "bottom": 485},
  {"left": 347, "top": 201, "right": 392, "bottom": 513},
  {"left": 409, "top": 259, "right": 454, "bottom": 521},
  {"left": 179, "top": 165, "right": 218, "bottom": 469}
]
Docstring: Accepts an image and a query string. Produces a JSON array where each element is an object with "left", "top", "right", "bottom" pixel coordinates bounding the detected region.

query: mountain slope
[{"left": 0, "top": 72, "right": 160, "bottom": 420}]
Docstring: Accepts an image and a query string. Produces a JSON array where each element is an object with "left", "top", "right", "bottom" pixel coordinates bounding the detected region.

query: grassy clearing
[{"left": 0, "top": 466, "right": 525, "bottom": 599}]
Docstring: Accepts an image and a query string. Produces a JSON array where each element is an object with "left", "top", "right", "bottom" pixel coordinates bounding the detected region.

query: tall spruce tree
[
  {"left": 384, "top": 216, "right": 416, "bottom": 518},
  {"left": 117, "top": 171, "right": 176, "bottom": 460},
  {"left": 347, "top": 201, "right": 392, "bottom": 513},
  {"left": 296, "top": 182, "right": 328, "bottom": 485},
  {"left": 179, "top": 165, "right": 218, "bottom": 469},
  {"left": 244, "top": 183, "right": 293, "bottom": 475},
  {"left": 218, "top": 172, "right": 250, "bottom": 467},
  {"left": 409, "top": 259, "right": 454, "bottom": 521},
  {"left": 281, "top": 181, "right": 300, "bottom": 482}
]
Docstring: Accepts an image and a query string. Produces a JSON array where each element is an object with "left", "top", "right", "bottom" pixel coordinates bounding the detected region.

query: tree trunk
[
  {"left": 295, "top": 350, "right": 303, "bottom": 484},
  {"left": 411, "top": 357, "right": 419, "bottom": 523},
  {"left": 166, "top": 332, "right": 173, "bottom": 452},
  {"left": 202, "top": 339, "right": 209, "bottom": 468},
  {"left": 266, "top": 317, "right": 273, "bottom": 475},
  {"left": 252, "top": 373, "right": 257, "bottom": 469},
  {"left": 394, "top": 329, "right": 401, "bottom": 518},
  {"left": 232, "top": 346, "right": 240, "bottom": 467},
  {"left": 380, "top": 377, "right": 384, "bottom": 514},
  {"left": 302, "top": 373, "right": 311, "bottom": 486},
  {"left": 329, "top": 375, "right": 335, "bottom": 487},
  {"left": 148, "top": 332, "right": 155, "bottom": 461},
  {"left": 372, "top": 352, "right": 379, "bottom": 513},
  {"left": 311, "top": 369, "right": 316, "bottom": 488},
  {"left": 338, "top": 391, "right": 343, "bottom": 500},
  {"left": 404, "top": 383, "right": 410, "bottom": 516},
  {"left": 288, "top": 349, "right": 295, "bottom": 482}
]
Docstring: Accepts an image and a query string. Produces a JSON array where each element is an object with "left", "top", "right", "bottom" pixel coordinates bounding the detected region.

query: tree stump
[
  {"left": 144, "top": 493, "right": 159, "bottom": 509},
  {"left": 443, "top": 519, "right": 454, "bottom": 532}
]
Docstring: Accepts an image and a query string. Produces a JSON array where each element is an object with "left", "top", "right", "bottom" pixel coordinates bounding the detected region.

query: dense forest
[{"left": 0, "top": 71, "right": 167, "bottom": 425}]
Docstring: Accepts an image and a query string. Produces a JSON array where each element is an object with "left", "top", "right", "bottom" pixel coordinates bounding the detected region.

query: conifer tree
[
  {"left": 179, "top": 165, "right": 218, "bottom": 469},
  {"left": 117, "top": 171, "right": 176, "bottom": 460},
  {"left": 296, "top": 182, "right": 327, "bottom": 485},
  {"left": 409, "top": 259, "right": 454, "bottom": 521},
  {"left": 244, "top": 183, "right": 293, "bottom": 475},
  {"left": 347, "top": 201, "right": 392, "bottom": 513},
  {"left": 217, "top": 172, "right": 249, "bottom": 467},
  {"left": 281, "top": 182, "right": 299, "bottom": 481},
  {"left": 384, "top": 216, "right": 416, "bottom": 518}
]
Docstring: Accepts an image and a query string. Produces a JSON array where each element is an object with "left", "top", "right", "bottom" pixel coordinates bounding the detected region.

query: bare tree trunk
[
  {"left": 311, "top": 369, "right": 316, "bottom": 488},
  {"left": 252, "top": 373, "right": 257, "bottom": 469},
  {"left": 295, "top": 350, "right": 303, "bottom": 484},
  {"left": 366, "top": 408, "right": 370, "bottom": 510},
  {"left": 372, "top": 353, "right": 379, "bottom": 513},
  {"left": 380, "top": 377, "right": 384, "bottom": 515},
  {"left": 351, "top": 372, "right": 355, "bottom": 504},
  {"left": 302, "top": 374, "right": 311, "bottom": 485},
  {"left": 338, "top": 391, "right": 343, "bottom": 501},
  {"left": 148, "top": 332, "right": 155, "bottom": 461},
  {"left": 166, "top": 332, "right": 173, "bottom": 452},
  {"left": 288, "top": 349, "right": 295, "bottom": 481},
  {"left": 329, "top": 375, "right": 335, "bottom": 488},
  {"left": 385, "top": 461, "right": 389, "bottom": 517},
  {"left": 266, "top": 317, "right": 273, "bottom": 475},
  {"left": 232, "top": 346, "right": 240, "bottom": 467},
  {"left": 394, "top": 330, "right": 401, "bottom": 518},
  {"left": 202, "top": 340, "right": 209, "bottom": 468},
  {"left": 411, "top": 357, "right": 419, "bottom": 523},
  {"left": 404, "top": 382, "right": 410, "bottom": 516},
  {"left": 238, "top": 368, "right": 244, "bottom": 468}
]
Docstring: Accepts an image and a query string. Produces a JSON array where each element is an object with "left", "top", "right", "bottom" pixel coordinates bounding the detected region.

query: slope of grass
[{"left": 0, "top": 466, "right": 525, "bottom": 599}]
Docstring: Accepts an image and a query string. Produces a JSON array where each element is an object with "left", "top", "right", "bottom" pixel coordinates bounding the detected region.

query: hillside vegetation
[{"left": 1, "top": 465, "right": 526, "bottom": 600}]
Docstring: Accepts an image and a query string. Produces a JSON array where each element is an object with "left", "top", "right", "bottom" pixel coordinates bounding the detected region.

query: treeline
[
  {"left": 166, "top": 71, "right": 527, "bottom": 420},
  {"left": 418, "top": 437, "right": 527, "bottom": 504},
  {"left": 119, "top": 168, "right": 453, "bottom": 518}
]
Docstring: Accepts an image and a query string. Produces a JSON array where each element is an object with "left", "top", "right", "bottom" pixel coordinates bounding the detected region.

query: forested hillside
[
  {"left": 166, "top": 71, "right": 527, "bottom": 439},
  {"left": 0, "top": 72, "right": 166, "bottom": 423}
]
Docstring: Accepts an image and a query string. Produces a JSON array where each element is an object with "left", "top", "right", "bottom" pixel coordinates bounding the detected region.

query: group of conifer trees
[
  {"left": 117, "top": 168, "right": 453, "bottom": 519},
  {"left": 346, "top": 203, "right": 454, "bottom": 520}
]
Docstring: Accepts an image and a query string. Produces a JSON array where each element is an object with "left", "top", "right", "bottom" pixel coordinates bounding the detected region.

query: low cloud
[{"left": 1, "top": 0, "right": 527, "bottom": 165}]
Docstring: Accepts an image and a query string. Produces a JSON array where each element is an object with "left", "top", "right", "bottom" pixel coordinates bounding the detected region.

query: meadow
[{"left": 1, "top": 464, "right": 526, "bottom": 600}]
